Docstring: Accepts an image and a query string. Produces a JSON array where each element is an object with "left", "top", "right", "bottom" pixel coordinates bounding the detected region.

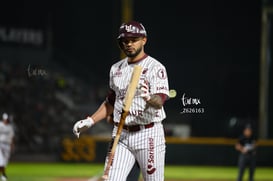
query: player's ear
[{"left": 142, "top": 37, "right": 147, "bottom": 46}]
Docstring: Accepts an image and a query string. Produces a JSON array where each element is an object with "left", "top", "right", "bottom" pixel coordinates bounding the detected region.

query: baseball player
[
  {"left": 0, "top": 113, "right": 15, "bottom": 181},
  {"left": 235, "top": 124, "right": 256, "bottom": 181},
  {"left": 73, "top": 20, "right": 169, "bottom": 181}
]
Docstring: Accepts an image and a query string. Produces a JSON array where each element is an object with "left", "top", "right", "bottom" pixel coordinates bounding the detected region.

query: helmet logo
[
  {"left": 117, "top": 21, "right": 147, "bottom": 39},
  {"left": 125, "top": 25, "right": 139, "bottom": 33}
]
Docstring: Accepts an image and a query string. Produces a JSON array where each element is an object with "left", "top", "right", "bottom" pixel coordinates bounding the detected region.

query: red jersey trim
[{"left": 127, "top": 54, "right": 148, "bottom": 64}]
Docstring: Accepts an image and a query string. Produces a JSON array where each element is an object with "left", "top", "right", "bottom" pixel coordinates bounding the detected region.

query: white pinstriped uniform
[
  {"left": 105, "top": 55, "right": 169, "bottom": 181},
  {"left": 0, "top": 121, "right": 14, "bottom": 167}
]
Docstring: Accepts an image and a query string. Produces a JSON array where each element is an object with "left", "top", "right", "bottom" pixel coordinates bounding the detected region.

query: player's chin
[{"left": 125, "top": 51, "right": 137, "bottom": 57}]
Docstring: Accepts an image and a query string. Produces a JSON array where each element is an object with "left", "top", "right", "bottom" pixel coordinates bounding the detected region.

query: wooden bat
[{"left": 102, "top": 65, "right": 142, "bottom": 180}]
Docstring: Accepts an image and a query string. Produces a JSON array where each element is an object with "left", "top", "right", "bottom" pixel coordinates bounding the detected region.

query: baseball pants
[
  {"left": 0, "top": 143, "right": 11, "bottom": 167},
  {"left": 237, "top": 154, "right": 256, "bottom": 181},
  {"left": 104, "top": 122, "right": 165, "bottom": 181}
]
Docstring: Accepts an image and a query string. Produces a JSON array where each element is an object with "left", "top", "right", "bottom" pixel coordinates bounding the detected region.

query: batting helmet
[{"left": 117, "top": 21, "right": 147, "bottom": 39}]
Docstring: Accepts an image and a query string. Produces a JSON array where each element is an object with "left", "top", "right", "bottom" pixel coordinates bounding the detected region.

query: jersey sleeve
[
  {"left": 106, "top": 89, "right": 116, "bottom": 106},
  {"left": 109, "top": 65, "right": 114, "bottom": 90},
  {"left": 106, "top": 66, "right": 116, "bottom": 106},
  {"left": 148, "top": 64, "right": 169, "bottom": 97}
]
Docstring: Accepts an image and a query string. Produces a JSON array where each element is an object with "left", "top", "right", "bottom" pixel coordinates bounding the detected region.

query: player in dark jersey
[{"left": 235, "top": 124, "right": 256, "bottom": 181}]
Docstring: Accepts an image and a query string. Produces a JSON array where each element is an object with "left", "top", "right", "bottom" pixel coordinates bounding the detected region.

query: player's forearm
[
  {"left": 146, "top": 94, "right": 164, "bottom": 109},
  {"left": 235, "top": 143, "right": 244, "bottom": 153},
  {"left": 90, "top": 101, "right": 114, "bottom": 123}
]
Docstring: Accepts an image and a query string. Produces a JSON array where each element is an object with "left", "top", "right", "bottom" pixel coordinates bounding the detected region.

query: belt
[{"left": 114, "top": 122, "right": 154, "bottom": 132}]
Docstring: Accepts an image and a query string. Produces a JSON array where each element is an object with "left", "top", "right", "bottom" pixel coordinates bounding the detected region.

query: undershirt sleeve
[{"left": 106, "top": 89, "right": 116, "bottom": 106}]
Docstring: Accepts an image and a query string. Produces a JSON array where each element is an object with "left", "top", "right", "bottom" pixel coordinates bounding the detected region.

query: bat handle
[
  {"left": 101, "top": 175, "right": 109, "bottom": 180},
  {"left": 102, "top": 133, "right": 120, "bottom": 180},
  {"left": 101, "top": 151, "right": 114, "bottom": 180}
]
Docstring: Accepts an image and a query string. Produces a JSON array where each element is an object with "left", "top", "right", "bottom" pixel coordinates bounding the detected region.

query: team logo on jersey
[
  {"left": 142, "top": 68, "right": 148, "bottom": 75},
  {"left": 116, "top": 88, "right": 127, "bottom": 100},
  {"left": 157, "top": 69, "right": 167, "bottom": 79},
  {"left": 114, "top": 64, "right": 123, "bottom": 77},
  {"left": 114, "top": 70, "right": 122, "bottom": 77},
  {"left": 156, "top": 86, "right": 168, "bottom": 91},
  {"left": 147, "top": 137, "right": 156, "bottom": 175}
]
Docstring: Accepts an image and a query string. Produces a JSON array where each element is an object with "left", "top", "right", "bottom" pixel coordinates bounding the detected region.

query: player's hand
[
  {"left": 73, "top": 117, "right": 94, "bottom": 138},
  {"left": 139, "top": 81, "right": 151, "bottom": 101},
  {"left": 242, "top": 147, "right": 248, "bottom": 154}
]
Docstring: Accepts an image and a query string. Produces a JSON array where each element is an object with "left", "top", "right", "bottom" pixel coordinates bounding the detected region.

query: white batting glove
[
  {"left": 73, "top": 117, "right": 94, "bottom": 138},
  {"left": 140, "top": 82, "right": 151, "bottom": 101}
]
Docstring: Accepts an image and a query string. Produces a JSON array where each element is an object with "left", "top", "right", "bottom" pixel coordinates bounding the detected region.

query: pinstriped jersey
[
  {"left": 0, "top": 121, "right": 14, "bottom": 144},
  {"left": 109, "top": 55, "right": 169, "bottom": 125}
]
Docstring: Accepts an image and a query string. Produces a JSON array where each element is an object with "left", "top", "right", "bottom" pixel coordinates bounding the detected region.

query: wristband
[{"left": 86, "top": 117, "right": 95, "bottom": 127}]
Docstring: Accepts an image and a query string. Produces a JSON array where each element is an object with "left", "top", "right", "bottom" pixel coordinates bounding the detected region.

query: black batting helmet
[{"left": 117, "top": 21, "right": 147, "bottom": 39}]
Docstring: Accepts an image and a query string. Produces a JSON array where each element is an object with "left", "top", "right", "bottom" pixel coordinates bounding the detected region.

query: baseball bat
[{"left": 102, "top": 65, "right": 142, "bottom": 180}]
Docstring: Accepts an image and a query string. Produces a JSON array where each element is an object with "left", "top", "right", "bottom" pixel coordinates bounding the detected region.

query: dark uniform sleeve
[{"left": 106, "top": 89, "right": 116, "bottom": 107}]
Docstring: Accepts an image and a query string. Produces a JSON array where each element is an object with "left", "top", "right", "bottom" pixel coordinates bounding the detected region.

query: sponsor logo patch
[{"left": 147, "top": 138, "right": 156, "bottom": 175}]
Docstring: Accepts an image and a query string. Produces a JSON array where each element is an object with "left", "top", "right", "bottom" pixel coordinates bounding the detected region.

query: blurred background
[{"left": 0, "top": 0, "right": 272, "bottom": 166}]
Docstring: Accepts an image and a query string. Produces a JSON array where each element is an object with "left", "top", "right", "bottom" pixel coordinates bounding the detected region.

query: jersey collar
[{"left": 127, "top": 54, "right": 148, "bottom": 65}]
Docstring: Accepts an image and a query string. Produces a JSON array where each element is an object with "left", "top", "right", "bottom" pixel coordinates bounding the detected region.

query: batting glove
[
  {"left": 73, "top": 117, "right": 94, "bottom": 138},
  {"left": 140, "top": 82, "right": 151, "bottom": 101}
]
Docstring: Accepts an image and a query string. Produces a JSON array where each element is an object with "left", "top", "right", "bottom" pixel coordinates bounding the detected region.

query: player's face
[
  {"left": 244, "top": 128, "right": 252, "bottom": 137},
  {"left": 120, "top": 37, "right": 146, "bottom": 58}
]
